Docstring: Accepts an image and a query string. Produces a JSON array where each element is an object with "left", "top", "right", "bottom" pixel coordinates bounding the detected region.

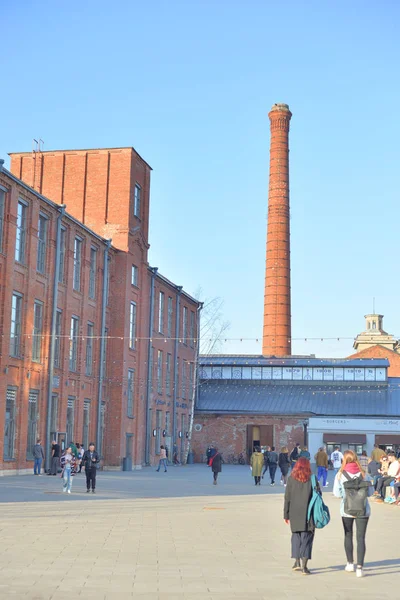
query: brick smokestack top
[{"left": 263, "top": 103, "right": 292, "bottom": 356}]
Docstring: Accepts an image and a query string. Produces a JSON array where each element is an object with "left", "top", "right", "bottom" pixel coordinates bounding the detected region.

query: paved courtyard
[{"left": 0, "top": 466, "right": 399, "bottom": 600}]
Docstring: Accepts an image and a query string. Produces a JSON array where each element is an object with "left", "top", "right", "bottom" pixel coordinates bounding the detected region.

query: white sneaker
[
  {"left": 62, "top": 489, "right": 66, "bottom": 493},
  {"left": 67, "top": 490, "right": 71, "bottom": 494},
  {"left": 345, "top": 563, "right": 355, "bottom": 572},
  {"left": 356, "top": 568, "right": 364, "bottom": 578},
  {"left": 324, "top": 483, "right": 329, "bottom": 487}
]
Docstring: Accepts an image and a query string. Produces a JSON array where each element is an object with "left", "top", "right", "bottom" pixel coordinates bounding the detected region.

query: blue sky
[{"left": 2, "top": 1, "right": 400, "bottom": 357}]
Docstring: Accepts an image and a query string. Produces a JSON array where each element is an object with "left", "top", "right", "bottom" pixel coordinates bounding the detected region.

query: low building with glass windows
[{"left": 191, "top": 355, "right": 400, "bottom": 463}]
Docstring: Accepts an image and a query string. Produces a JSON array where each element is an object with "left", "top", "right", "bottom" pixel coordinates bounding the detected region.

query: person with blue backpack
[
  {"left": 284, "top": 457, "right": 328, "bottom": 575},
  {"left": 333, "top": 449, "right": 373, "bottom": 578}
]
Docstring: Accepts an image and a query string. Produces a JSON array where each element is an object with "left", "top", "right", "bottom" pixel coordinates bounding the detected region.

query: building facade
[
  {"left": 191, "top": 355, "right": 400, "bottom": 463},
  {"left": 0, "top": 147, "right": 199, "bottom": 475}
]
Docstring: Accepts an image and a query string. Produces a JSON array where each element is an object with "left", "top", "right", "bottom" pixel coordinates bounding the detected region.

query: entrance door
[{"left": 246, "top": 424, "right": 273, "bottom": 458}]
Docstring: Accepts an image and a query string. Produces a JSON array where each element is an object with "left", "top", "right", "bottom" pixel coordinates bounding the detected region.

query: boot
[
  {"left": 292, "top": 559, "right": 301, "bottom": 571},
  {"left": 301, "top": 558, "right": 311, "bottom": 575}
]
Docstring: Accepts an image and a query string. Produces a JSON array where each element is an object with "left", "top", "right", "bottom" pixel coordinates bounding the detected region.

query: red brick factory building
[
  {"left": 0, "top": 147, "right": 200, "bottom": 475},
  {"left": 191, "top": 103, "right": 400, "bottom": 462}
]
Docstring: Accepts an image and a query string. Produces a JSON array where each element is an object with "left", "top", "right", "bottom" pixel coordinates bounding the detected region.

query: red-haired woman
[{"left": 284, "top": 457, "right": 316, "bottom": 575}]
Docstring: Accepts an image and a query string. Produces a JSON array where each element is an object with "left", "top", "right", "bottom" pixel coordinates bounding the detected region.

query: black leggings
[
  {"left": 213, "top": 471, "right": 218, "bottom": 482},
  {"left": 342, "top": 517, "right": 369, "bottom": 567}
]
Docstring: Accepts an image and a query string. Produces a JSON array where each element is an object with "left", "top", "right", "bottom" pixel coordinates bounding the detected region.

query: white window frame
[{"left": 129, "top": 302, "right": 137, "bottom": 349}]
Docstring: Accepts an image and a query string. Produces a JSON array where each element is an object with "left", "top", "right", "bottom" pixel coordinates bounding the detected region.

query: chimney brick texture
[{"left": 263, "top": 104, "right": 292, "bottom": 356}]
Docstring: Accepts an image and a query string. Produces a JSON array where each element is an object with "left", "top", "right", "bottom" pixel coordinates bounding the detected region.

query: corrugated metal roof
[
  {"left": 196, "top": 379, "right": 400, "bottom": 417},
  {"left": 199, "top": 355, "right": 389, "bottom": 368}
]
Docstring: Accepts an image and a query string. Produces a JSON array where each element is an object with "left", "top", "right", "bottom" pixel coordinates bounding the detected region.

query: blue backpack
[{"left": 307, "top": 474, "right": 330, "bottom": 529}]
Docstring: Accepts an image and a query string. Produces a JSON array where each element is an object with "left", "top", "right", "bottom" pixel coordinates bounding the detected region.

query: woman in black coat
[
  {"left": 279, "top": 446, "right": 291, "bottom": 486},
  {"left": 283, "top": 457, "right": 316, "bottom": 575},
  {"left": 210, "top": 449, "right": 222, "bottom": 485}
]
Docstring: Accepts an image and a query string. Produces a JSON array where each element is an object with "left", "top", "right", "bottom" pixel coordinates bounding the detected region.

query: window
[
  {"left": 129, "top": 302, "right": 137, "bottom": 349},
  {"left": 4, "top": 387, "right": 17, "bottom": 459},
  {"left": 158, "top": 292, "right": 164, "bottom": 333},
  {"left": 58, "top": 227, "right": 66, "bottom": 283},
  {"left": 27, "top": 390, "right": 39, "bottom": 459},
  {"left": 0, "top": 188, "right": 6, "bottom": 253},
  {"left": 166, "top": 353, "right": 172, "bottom": 395},
  {"left": 50, "top": 394, "right": 58, "bottom": 434},
  {"left": 182, "top": 307, "right": 188, "bottom": 344},
  {"left": 372, "top": 321, "right": 376, "bottom": 330},
  {"left": 89, "top": 247, "right": 97, "bottom": 299},
  {"left": 32, "top": 301, "right": 43, "bottom": 362},
  {"left": 134, "top": 183, "right": 141, "bottom": 218},
  {"left": 182, "top": 361, "right": 186, "bottom": 399},
  {"left": 54, "top": 310, "right": 62, "bottom": 368},
  {"left": 190, "top": 311, "right": 195, "bottom": 348},
  {"left": 85, "top": 322, "right": 94, "bottom": 376},
  {"left": 157, "top": 350, "right": 163, "bottom": 394},
  {"left": 167, "top": 297, "right": 173, "bottom": 337},
  {"left": 155, "top": 410, "right": 162, "bottom": 454},
  {"left": 165, "top": 411, "right": 171, "bottom": 435},
  {"left": 189, "top": 362, "right": 194, "bottom": 399},
  {"left": 69, "top": 316, "right": 79, "bottom": 371},
  {"left": 66, "top": 397, "right": 75, "bottom": 445},
  {"left": 37, "top": 214, "right": 48, "bottom": 273},
  {"left": 73, "top": 237, "right": 82, "bottom": 291},
  {"left": 15, "top": 200, "right": 27, "bottom": 263},
  {"left": 10, "top": 293, "right": 23, "bottom": 357},
  {"left": 127, "top": 369, "right": 135, "bottom": 417},
  {"left": 131, "top": 265, "right": 138, "bottom": 286},
  {"left": 83, "top": 400, "right": 90, "bottom": 450}
]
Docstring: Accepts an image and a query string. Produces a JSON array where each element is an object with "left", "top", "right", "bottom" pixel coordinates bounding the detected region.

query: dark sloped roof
[
  {"left": 196, "top": 380, "right": 400, "bottom": 417},
  {"left": 199, "top": 355, "right": 389, "bottom": 368}
]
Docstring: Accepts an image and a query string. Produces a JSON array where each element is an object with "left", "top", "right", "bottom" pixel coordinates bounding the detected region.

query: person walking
[
  {"left": 284, "top": 457, "right": 317, "bottom": 575},
  {"left": 299, "top": 446, "right": 311, "bottom": 460},
  {"left": 279, "top": 447, "right": 291, "bottom": 486},
  {"left": 330, "top": 446, "right": 344, "bottom": 476},
  {"left": 156, "top": 445, "right": 168, "bottom": 473},
  {"left": 78, "top": 444, "right": 85, "bottom": 473},
  {"left": 262, "top": 445, "right": 271, "bottom": 479},
  {"left": 359, "top": 450, "right": 369, "bottom": 472},
  {"left": 49, "top": 440, "right": 60, "bottom": 476},
  {"left": 60, "top": 447, "right": 77, "bottom": 494},
  {"left": 33, "top": 439, "right": 45, "bottom": 475},
  {"left": 268, "top": 446, "right": 279, "bottom": 486},
  {"left": 210, "top": 448, "right": 222, "bottom": 485},
  {"left": 371, "top": 443, "right": 385, "bottom": 462},
  {"left": 333, "top": 450, "right": 372, "bottom": 578},
  {"left": 82, "top": 443, "right": 100, "bottom": 493},
  {"left": 315, "top": 447, "right": 329, "bottom": 487},
  {"left": 250, "top": 446, "right": 264, "bottom": 485},
  {"left": 290, "top": 443, "right": 301, "bottom": 469}
]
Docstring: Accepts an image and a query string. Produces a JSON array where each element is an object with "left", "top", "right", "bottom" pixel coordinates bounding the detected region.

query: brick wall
[
  {"left": 348, "top": 345, "right": 400, "bottom": 377},
  {"left": 191, "top": 413, "right": 305, "bottom": 463}
]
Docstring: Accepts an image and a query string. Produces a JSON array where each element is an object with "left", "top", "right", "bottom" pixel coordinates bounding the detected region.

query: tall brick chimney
[{"left": 263, "top": 103, "right": 292, "bottom": 356}]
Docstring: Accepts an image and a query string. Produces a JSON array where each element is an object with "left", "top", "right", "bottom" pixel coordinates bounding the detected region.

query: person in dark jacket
[
  {"left": 49, "top": 440, "right": 60, "bottom": 476},
  {"left": 82, "top": 443, "right": 100, "bottom": 493},
  {"left": 210, "top": 448, "right": 222, "bottom": 485},
  {"left": 33, "top": 439, "right": 45, "bottom": 475},
  {"left": 262, "top": 446, "right": 271, "bottom": 478},
  {"left": 290, "top": 443, "right": 301, "bottom": 468},
  {"left": 279, "top": 446, "right": 291, "bottom": 486},
  {"left": 284, "top": 457, "right": 317, "bottom": 575},
  {"left": 268, "top": 446, "right": 279, "bottom": 486}
]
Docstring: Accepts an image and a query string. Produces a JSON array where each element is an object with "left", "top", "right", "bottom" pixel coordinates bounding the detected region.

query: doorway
[{"left": 246, "top": 424, "right": 273, "bottom": 459}]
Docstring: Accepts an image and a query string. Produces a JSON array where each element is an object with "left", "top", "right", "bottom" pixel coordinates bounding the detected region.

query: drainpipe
[
  {"left": 145, "top": 267, "right": 158, "bottom": 465},
  {"left": 184, "top": 301, "right": 203, "bottom": 464},
  {"left": 172, "top": 287, "right": 182, "bottom": 454},
  {"left": 96, "top": 240, "right": 111, "bottom": 454},
  {"left": 45, "top": 204, "right": 66, "bottom": 473}
]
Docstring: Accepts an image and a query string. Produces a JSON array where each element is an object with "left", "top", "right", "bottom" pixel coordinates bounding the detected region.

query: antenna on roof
[{"left": 38, "top": 139, "right": 44, "bottom": 152}]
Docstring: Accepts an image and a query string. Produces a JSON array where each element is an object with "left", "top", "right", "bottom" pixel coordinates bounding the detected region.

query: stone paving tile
[{"left": 0, "top": 476, "right": 400, "bottom": 599}]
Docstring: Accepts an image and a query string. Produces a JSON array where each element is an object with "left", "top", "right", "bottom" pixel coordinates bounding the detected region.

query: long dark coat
[
  {"left": 211, "top": 453, "right": 222, "bottom": 473},
  {"left": 283, "top": 476, "right": 314, "bottom": 533},
  {"left": 279, "top": 452, "right": 291, "bottom": 476}
]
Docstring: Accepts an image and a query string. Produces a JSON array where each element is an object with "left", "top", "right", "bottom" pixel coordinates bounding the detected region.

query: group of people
[
  {"left": 32, "top": 438, "right": 100, "bottom": 494},
  {"left": 367, "top": 445, "right": 400, "bottom": 504}
]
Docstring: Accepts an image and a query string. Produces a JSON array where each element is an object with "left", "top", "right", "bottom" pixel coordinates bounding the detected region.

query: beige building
[{"left": 353, "top": 314, "right": 399, "bottom": 353}]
